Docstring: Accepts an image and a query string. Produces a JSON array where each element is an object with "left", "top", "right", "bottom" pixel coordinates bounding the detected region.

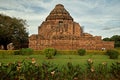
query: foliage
[
  {"left": 86, "top": 59, "right": 111, "bottom": 79},
  {"left": 103, "top": 35, "right": 120, "bottom": 47},
  {"left": 110, "top": 62, "right": 120, "bottom": 79},
  {"left": 77, "top": 49, "right": 86, "bottom": 56},
  {"left": 111, "top": 35, "right": 120, "bottom": 47},
  {"left": 0, "top": 59, "right": 120, "bottom": 80},
  {"left": 0, "top": 51, "right": 6, "bottom": 58},
  {"left": 0, "top": 14, "right": 28, "bottom": 50},
  {"left": 57, "top": 50, "right": 77, "bottom": 55},
  {"left": 103, "top": 37, "right": 111, "bottom": 41},
  {"left": 113, "top": 47, "right": 120, "bottom": 54},
  {"left": 66, "top": 62, "right": 83, "bottom": 79},
  {"left": 14, "top": 50, "right": 21, "bottom": 55},
  {"left": 106, "top": 49, "right": 119, "bottom": 59},
  {"left": 44, "top": 48, "right": 56, "bottom": 59},
  {"left": 20, "top": 48, "right": 33, "bottom": 55},
  {"left": 0, "top": 50, "right": 15, "bottom": 54},
  {"left": 0, "top": 50, "right": 44, "bottom": 55},
  {"left": 14, "top": 48, "right": 33, "bottom": 55},
  {"left": 86, "top": 50, "right": 106, "bottom": 55},
  {"left": 33, "top": 50, "right": 43, "bottom": 54}
]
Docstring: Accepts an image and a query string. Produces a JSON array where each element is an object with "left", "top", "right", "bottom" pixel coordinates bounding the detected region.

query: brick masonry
[{"left": 29, "top": 4, "right": 114, "bottom": 50}]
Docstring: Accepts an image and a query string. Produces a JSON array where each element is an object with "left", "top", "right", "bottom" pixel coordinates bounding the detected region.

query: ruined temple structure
[{"left": 29, "top": 4, "right": 114, "bottom": 50}]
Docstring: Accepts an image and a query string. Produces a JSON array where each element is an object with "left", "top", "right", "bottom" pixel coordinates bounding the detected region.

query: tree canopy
[
  {"left": 0, "top": 14, "right": 28, "bottom": 50},
  {"left": 103, "top": 35, "right": 120, "bottom": 48}
]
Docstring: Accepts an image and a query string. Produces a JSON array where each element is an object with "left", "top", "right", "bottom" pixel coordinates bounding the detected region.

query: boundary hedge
[{"left": 0, "top": 48, "right": 120, "bottom": 55}]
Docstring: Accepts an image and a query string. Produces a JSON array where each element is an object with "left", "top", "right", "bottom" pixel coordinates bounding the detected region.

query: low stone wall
[{"left": 29, "top": 39, "right": 114, "bottom": 50}]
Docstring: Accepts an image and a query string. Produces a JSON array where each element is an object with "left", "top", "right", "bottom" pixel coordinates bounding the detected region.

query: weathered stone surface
[
  {"left": 7, "top": 43, "right": 14, "bottom": 50},
  {"left": 0, "top": 45, "right": 4, "bottom": 50},
  {"left": 46, "top": 4, "right": 73, "bottom": 21},
  {"left": 29, "top": 4, "right": 114, "bottom": 50}
]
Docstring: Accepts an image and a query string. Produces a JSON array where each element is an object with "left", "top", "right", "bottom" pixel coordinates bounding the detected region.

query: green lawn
[{"left": 0, "top": 54, "right": 120, "bottom": 67}]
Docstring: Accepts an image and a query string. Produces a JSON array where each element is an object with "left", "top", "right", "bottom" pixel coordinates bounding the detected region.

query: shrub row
[
  {"left": 33, "top": 50, "right": 43, "bottom": 55},
  {"left": 14, "top": 48, "right": 34, "bottom": 55},
  {"left": 57, "top": 50, "right": 77, "bottom": 55},
  {"left": 0, "top": 59, "right": 120, "bottom": 80},
  {"left": 0, "top": 48, "right": 119, "bottom": 59},
  {"left": 0, "top": 49, "right": 42, "bottom": 55},
  {"left": 86, "top": 50, "right": 106, "bottom": 55},
  {"left": 0, "top": 48, "right": 87, "bottom": 55},
  {"left": 55, "top": 49, "right": 103, "bottom": 55},
  {"left": 0, "top": 48, "right": 119, "bottom": 55},
  {"left": 0, "top": 50, "right": 15, "bottom": 55}
]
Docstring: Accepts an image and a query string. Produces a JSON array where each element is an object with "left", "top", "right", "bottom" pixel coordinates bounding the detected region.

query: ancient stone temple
[{"left": 29, "top": 4, "right": 114, "bottom": 50}]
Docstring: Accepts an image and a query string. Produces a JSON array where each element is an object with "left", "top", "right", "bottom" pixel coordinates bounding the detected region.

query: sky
[{"left": 0, "top": 0, "right": 120, "bottom": 38}]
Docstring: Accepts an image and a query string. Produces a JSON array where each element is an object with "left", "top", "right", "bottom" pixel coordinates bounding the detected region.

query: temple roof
[{"left": 46, "top": 4, "right": 73, "bottom": 21}]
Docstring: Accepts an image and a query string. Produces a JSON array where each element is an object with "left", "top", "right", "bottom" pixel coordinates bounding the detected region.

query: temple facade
[{"left": 29, "top": 4, "right": 114, "bottom": 50}]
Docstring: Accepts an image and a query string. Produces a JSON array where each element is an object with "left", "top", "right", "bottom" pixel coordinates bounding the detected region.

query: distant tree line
[
  {"left": 103, "top": 35, "right": 120, "bottom": 48},
  {"left": 0, "top": 14, "right": 28, "bottom": 50}
]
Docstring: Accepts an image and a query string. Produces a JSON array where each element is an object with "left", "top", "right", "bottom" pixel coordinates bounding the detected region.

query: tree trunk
[{"left": 3, "top": 44, "right": 7, "bottom": 50}]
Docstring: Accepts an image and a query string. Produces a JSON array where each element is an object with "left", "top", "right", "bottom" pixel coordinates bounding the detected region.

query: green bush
[
  {"left": 21, "top": 48, "right": 33, "bottom": 55},
  {"left": 53, "top": 49, "right": 57, "bottom": 56},
  {"left": 14, "top": 48, "right": 33, "bottom": 55},
  {"left": 44, "top": 48, "right": 56, "bottom": 59},
  {"left": 106, "top": 50, "right": 119, "bottom": 59},
  {"left": 77, "top": 49, "right": 86, "bottom": 56},
  {"left": 14, "top": 50, "right": 20, "bottom": 55}
]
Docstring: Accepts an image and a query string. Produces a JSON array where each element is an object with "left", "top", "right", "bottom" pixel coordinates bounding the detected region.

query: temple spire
[{"left": 46, "top": 4, "right": 73, "bottom": 21}]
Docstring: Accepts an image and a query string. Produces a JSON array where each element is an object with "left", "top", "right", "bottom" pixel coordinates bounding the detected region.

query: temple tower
[
  {"left": 29, "top": 4, "right": 114, "bottom": 50},
  {"left": 38, "top": 4, "right": 83, "bottom": 40}
]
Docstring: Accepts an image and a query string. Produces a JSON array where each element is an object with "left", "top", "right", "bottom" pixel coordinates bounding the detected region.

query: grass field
[{"left": 0, "top": 54, "right": 120, "bottom": 67}]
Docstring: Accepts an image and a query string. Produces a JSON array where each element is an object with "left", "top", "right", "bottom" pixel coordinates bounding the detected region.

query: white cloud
[{"left": 0, "top": 0, "right": 120, "bottom": 38}]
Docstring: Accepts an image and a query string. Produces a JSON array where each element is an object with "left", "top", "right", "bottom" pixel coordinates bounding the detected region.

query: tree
[
  {"left": 111, "top": 35, "right": 120, "bottom": 41},
  {"left": 111, "top": 35, "right": 120, "bottom": 47},
  {"left": 103, "top": 35, "right": 120, "bottom": 48},
  {"left": 0, "top": 14, "right": 28, "bottom": 50},
  {"left": 103, "top": 37, "right": 111, "bottom": 41}
]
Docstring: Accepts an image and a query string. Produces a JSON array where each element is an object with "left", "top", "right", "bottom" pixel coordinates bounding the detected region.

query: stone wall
[{"left": 29, "top": 37, "right": 114, "bottom": 50}]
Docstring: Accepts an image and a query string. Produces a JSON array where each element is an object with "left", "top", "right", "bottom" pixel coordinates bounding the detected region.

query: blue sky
[{"left": 0, "top": 0, "right": 120, "bottom": 38}]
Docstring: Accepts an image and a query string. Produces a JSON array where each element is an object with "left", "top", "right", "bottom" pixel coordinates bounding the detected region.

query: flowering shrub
[
  {"left": 111, "top": 62, "right": 120, "bottom": 79},
  {"left": 86, "top": 59, "right": 114, "bottom": 80},
  {"left": 0, "top": 60, "right": 120, "bottom": 80}
]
